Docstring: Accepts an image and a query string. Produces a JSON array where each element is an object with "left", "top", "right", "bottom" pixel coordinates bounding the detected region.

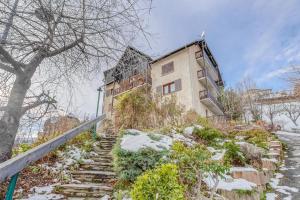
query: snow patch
[
  {"left": 230, "top": 167, "right": 258, "bottom": 173},
  {"left": 204, "top": 174, "right": 257, "bottom": 191},
  {"left": 120, "top": 129, "right": 172, "bottom": 152},
  {"left": 266, "top": 193, "right": 277, "bottom": 200},
  {"left": 21, "top": 185, "right": 64, "bottom": 200}
]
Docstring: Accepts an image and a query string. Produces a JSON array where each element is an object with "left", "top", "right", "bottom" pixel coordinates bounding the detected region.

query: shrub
[
  {"left": 223, "top": 141, "right": 246, "bottom": 166},
  {"left": 115, "top": 87, "right": 154, "bottom": 130},
  {"left": 113, "top": 145, "right": 167, "bottom": 182},
  {"left": 193, "top": 127, "right": 223, "bottom": 145},
  {"left": 197, "top": 117, "right": 212, "bottom": 128},
  {"left": 170, "top": 142, "right": 228, "bottom": 198},
  {"left": 131, "top": 164, "right": 185, "bottom": 200},
  {"left": 231, "top": 129, "right": 272, "bottom": 149},
  {"left": 183, "top": 110, "right": 199, "bottom": 125}
]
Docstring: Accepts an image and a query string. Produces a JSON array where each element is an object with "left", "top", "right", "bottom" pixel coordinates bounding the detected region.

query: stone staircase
[{"left": 56, "top": 135, "right": 117, "bottom": 199}]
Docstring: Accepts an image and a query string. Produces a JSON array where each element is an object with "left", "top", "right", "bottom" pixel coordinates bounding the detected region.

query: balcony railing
[
  {"left": 195, "top": 50, "right": 219, "bottom": 76},
  {"left": 112, "top": 74, "right": 151, "bottom": 96},
  {"left": 199, "top": 90, "right": 223, "bottom": 112},
  {"left": 197, "top": 69, "right": 220, "bottom": 94}
]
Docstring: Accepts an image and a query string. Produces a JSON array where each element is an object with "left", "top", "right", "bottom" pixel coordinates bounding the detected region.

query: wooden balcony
[
  {"left": 197, "top": 69, "right": 220, "bottom": 95},
  {"left": 112, "top": 74, "right": 151, "bottom": 96},
  {"left": 195, "top": 50, "right": 219, "bottom": 80},
  {"left": 199, "top": 90, "right": 223, "bottom": 115}
]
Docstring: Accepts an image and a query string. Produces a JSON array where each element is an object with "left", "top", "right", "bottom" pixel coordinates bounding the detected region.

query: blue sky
[
  {"left": 135, "top": 0, "right": 300, "bottom": 91},
  {"left": 56, "top": 0, "right": 300, "bottom": 116}
]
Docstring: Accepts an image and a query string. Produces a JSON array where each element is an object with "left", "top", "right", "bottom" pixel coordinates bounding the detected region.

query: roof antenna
[{"left": 200, "top": 31, "right": 205, "bottom": 40}]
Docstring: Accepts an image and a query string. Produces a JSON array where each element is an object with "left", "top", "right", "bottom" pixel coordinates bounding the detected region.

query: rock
[
  {"left": 262, "top": 158, "right": 277, "bottom": 171},
  {"left": 269, "top": 141, "right": 281, "bottom": 147},
  {"left": 230, "top": 167, "right": 266, "bottom": 186},
  {"left": 236, "top": 142, "right": 264, "bottom": 161},
  {"left": 204, "top": 173, "right": 260, "bottom": 200},
  {"left": 170, "top": 133, "right": 196, "bottom": 146},
  {"left": 267, "top": 152, "right": 280, "bottom": 160},
  {"left": 219, "top": 190, "right": 260, "bottom": 200},
  {"left": 183, "top": 124, "right": 203, "bottom": 136},
  {"left": 183, "top": 126, "right": 194, "bottom": 136}
]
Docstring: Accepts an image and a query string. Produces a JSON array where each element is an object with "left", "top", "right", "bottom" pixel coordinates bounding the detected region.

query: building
[{"left": 103, "top": 40, "right": 224, "bottom": 120}]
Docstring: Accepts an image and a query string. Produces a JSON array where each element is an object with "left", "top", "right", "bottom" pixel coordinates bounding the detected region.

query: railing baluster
[{"left": 5, "top": 173, "right": 19, "bottom": 200}]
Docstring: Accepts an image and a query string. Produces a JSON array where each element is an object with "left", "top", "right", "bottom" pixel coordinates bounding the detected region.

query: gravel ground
[{"left": 275, "top": 131, "right": 300, "bottom": 200}]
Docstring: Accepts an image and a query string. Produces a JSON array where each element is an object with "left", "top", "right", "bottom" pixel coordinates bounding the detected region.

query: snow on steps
[{"left": 55, "top": 135, "right": 117, "bottom": 199}]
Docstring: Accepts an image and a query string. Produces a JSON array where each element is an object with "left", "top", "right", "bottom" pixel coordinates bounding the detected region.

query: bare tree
[
  {"left": 264, "top": 103, "right": 281, "bottom": 128},
  {"left": 0, "top": 0, "right": 151, "bottom": 163},
  {"left": 219, "top": 87, "right": 243, "bottom": 120},
  {"left": 283, "top": 102, "right": 300, "bottom": 126},
  {"left": 237, "top": 77, "right": 263, "bottom": 122}
]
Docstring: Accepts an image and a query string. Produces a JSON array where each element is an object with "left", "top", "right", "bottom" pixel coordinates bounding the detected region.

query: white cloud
[{"left": 259, "top": 65, "right": 300, "bottom": 82}]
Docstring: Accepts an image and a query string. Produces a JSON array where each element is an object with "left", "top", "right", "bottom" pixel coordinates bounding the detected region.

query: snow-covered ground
[
  {"left": 274, "top": 131, "right": 300, "bottom": 200},
  {"left": 245, "top": 102, "right": 300, "bottom": 132}
]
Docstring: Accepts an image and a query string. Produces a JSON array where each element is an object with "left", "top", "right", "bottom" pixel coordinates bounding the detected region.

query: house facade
[{"left": 103, "top": 40, "right": 224, "bottom": 119}]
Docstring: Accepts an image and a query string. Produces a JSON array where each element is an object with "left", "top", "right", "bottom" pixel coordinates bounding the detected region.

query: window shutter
[
  {"left": 175, "top": 79, "right": 182, "bottom": 91},
  {"left": 156, "top": 85, "right": 162, "bottom": 95},
  {"left": 162, "top": 62, "right": 174, "bottom": 75}
]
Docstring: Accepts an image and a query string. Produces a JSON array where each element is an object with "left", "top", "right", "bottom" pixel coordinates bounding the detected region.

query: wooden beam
[{"left": 0, "top": 114, "right": 106, "bottom": 182}]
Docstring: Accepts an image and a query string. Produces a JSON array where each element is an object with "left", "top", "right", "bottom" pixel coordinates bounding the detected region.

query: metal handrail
[{"left": 0, "top": 114, "right": 106, "bottom": 199}]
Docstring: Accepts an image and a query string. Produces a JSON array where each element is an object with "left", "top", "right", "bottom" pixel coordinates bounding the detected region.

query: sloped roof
[{"left": 103, "top": 46, "right": 152, "bottom": 85}]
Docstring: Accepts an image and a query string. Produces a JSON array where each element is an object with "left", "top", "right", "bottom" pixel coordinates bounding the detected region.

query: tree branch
[
  {"left": 0, "top": 62, "right": 16, "bottom": 74},
  {"left": 21, "top": 92, "right": 57, "bottom": 115},
  {"left": 21, "top": 99, "right": 56, "bottom": 115},
  {"left": 45, "top": 37, "right": 83, "bottom": 58},
  {"left": 0, "top": 45, "right": 26, "bottom": 71}
]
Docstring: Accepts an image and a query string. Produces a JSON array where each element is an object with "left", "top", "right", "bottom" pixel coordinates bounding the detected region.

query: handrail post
[
  {"left": 93, "top": 87, "right": 102, "bottom": 140},
  {"left": 5, "top": 173, "right": 19, "bottom": 200}
]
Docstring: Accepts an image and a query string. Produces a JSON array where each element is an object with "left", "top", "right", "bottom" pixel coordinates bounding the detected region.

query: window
[
  {"left": 163, "top": 82, "right": 176, "bottom": 95},
  {"left": 162, "top": 62, "right": 174, "bottom": 75}
]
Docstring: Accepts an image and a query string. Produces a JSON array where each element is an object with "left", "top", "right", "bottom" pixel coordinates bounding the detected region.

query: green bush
[
  {"left": 223, "top": 141, "right": 246, "bottom": 166},
  {"left": 230, "top": 129, "right": 272, "bottom": 149},
  {"left": 131, "top": 163, "right": 185, "bottom": 200},
  {"left": 113, "top": 145, "right": 167, "bottom": 182},
  {"left": 170, "top": 142, "right": 228, "bottom": 197},
  {"left": 193, "top": 127, "right": 223, "bottom": 145},
  {"left": 197, "top": 117, "right": 212, "bottom": 128}
]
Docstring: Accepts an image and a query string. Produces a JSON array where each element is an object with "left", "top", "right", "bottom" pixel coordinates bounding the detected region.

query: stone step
[
  {"left": 80, "top": 163, "right": 114, "bottom": 171},
  {"left": 270, "top": 141, "right": 281, "bottom": 146},
  {"left": 56, "top": 183, "right": 112, "bottom": 198},
  {"left": 92, "top": 157, "right": 114, "bottom": 163},
  {"left": 99, "top": 141, "right": 116, "bottom": 144},
  {"left": 99, "top": 137, "right": 117, "bottom": 142},
  {"left": 71, "top": 171, "right": 116, "bottom": 183},
  {"left": 89, "top": 154, "right": 112, "bottom": 159},
  {"left": 93, "top": 146, "right": 113, "bottom": 152},
  {"left": 269, "top": 149, "right": 281, "bottom": 154}
]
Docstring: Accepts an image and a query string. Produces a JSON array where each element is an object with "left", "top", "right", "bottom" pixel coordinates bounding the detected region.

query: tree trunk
[{"left": 0, "top": 75, "right": 30, "bottom": 163}]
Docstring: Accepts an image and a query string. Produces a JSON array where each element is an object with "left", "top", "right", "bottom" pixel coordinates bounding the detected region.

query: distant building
[
  {"left": 42, "top": 114, "right": 80, "bottom": 136},
  {"left": 103, "top": 40, "right": 224, "bottom": 120}
]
